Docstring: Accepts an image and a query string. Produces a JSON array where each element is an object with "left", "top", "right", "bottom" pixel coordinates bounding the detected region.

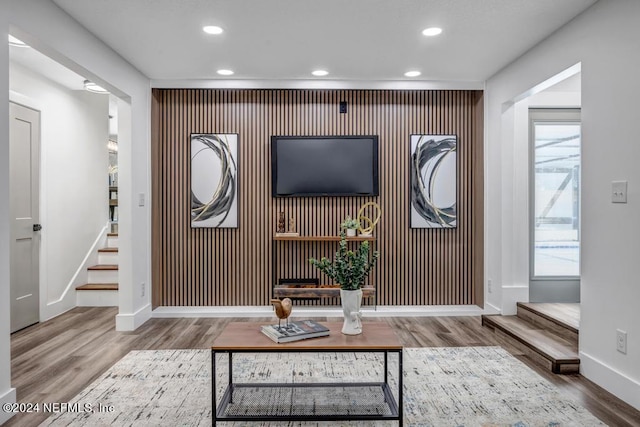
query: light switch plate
[
  {"left": 616, "top": 329, "right": 627, "bottom": 354},
  {"left": 612, "top": 181, "right": 627, "bottom": 203},
  {"left": 138, "top": 193, "right": 145, "bottom": 207}
]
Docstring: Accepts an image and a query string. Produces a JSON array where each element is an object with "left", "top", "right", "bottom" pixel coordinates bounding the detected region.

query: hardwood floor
[{"left": 5, "top": 308, "right": 640, "bottom": 426}]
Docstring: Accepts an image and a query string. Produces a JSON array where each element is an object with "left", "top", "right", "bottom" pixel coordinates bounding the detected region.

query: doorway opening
[
  {"left": 529, "top": 108, "right": 581, "bottom": 302},
  {"left": 9, "top": 32, "right": 126, "bottom": 328}
]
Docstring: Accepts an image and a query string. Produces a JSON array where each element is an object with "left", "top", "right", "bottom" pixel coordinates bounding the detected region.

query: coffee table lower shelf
[{"left": 216, "top": 382, "right": 399, "bottom": 422}]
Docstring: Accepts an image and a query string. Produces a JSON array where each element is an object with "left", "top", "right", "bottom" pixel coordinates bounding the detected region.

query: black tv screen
[{"left": 271, "top": 136, "right": 379, "bottom": 197}]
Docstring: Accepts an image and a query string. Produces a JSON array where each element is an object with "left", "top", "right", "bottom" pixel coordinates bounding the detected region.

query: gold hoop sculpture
[{"left": 357, "top": 202, "right": 381, "bottom": 236}]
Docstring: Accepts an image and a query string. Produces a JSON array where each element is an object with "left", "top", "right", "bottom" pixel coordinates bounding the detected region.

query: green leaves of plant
[
  {"left": 309, "top": 232, "right": 379, "bottom": 290},
  {"left": 341, "top": 216, "right": 360, "bottom": 229}
]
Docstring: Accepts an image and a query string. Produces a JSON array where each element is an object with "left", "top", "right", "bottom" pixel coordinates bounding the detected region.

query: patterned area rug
[{"left": 40, "top": 347, "right": 604, "bottom": 426}]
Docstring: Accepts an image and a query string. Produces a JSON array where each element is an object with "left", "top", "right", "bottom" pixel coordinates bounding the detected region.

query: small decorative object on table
[
  {"left": 357, "top": 202, "right": 381, "bottom": 236},
  {"left": 341, "top": 216, "right": 360, "bottom": 237},
  {"left": 275, "top": 212, "right": 299, "bottom": 236},
  {"left": 309, "top": 232, "right": 379, "bottom": 335},
  {"left": 276, "top": 212, "right": 286, "bottom": 233},
  {"left": 270, "top": 298, "right": 292, "bottom": 330}
]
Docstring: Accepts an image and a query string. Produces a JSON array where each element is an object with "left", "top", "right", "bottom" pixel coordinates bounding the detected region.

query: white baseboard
[
  {"left": 152, "top": 305, "right": 485, "bottom": 318},
  {"left": 0, "top": 388, "right": 17, "bottom": 424},
  {"left": 370, "top": 305, "right": 484, "bottom": 316},
  {"left": 484, "top": 302, "right": 501, "bottom": 314},
  {"left": 580, "top": 351, "right": 640, "bottom": 410},
  {"left": 153, "top": 306, "right": 274, "bottom": 318},
  {"left": 116, "top": 303, "right": 152, "bottom": 331}
]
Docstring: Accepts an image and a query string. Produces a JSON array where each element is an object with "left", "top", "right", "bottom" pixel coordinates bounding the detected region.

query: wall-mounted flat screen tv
[{"left": 271, "top": 136, "right": 379, "bottom": 197}]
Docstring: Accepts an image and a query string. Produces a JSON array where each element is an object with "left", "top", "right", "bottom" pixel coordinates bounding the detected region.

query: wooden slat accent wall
[{"left": 151, "top": 89, "right": 484, "bottom": 307}]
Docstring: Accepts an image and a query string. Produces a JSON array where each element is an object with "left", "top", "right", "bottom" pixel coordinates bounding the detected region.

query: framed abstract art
[
  {"left": 191, "top": 133, "right": 238, "bottom": 228},
  {"left": 410, "top": 134, "right": 457, "bottom": 228}
]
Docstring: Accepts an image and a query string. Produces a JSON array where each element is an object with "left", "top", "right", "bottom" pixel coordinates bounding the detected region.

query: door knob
[{"left": 33, "top": 224, "right": 42, "bottom": 231}]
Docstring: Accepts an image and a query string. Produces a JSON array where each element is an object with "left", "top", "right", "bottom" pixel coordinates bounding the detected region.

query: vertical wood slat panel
[{"left": 151, "top": 89, "right": 483, "bottom": 307}]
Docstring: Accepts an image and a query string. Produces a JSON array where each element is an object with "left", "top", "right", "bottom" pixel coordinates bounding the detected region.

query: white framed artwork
[
  {"left": 410, "top": 134, "right": 457, "bottom": 228},
  {"left": 191, "top": 133, "right": 238, "bottom": 228}
]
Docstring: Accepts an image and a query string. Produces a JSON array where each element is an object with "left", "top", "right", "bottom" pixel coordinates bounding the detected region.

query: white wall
[
  {"left": 0, "top": 2, "right": 151, "bottom": 417},
  {"left": 0, "top": 4, "right": 17, "bottom": 424},
  {"left": 486, "top": 0, "right": 639, "bottom": 409},
  {"left": 7, "top": 0, "right": 152, "bottom": 331},
  {"left": 2, "top": 0, "right": 152, "bottom": 413},
  {"left": 10, "top": 61, "right": 109, "bottom": 320}
]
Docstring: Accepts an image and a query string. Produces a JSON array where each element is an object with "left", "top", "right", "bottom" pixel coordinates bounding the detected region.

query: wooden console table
[{"left": 211, "top": 321, "right": 403, "bottom": 425}]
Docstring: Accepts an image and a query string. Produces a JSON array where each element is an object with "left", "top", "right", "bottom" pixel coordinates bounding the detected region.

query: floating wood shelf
[
  {"left": 273, "top": 286, "right": 375, "bottom": 299},
  {"left": 273, "top": 235, "right": 375, "bottom": 242}
]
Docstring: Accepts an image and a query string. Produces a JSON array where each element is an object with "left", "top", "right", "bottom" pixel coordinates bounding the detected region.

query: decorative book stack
[{"left": 261, "top": 320, "right": 330, "bottom": 343}]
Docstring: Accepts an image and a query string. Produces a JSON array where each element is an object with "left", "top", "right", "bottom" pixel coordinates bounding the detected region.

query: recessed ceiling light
[
  {"left": 8, "top": 35, "right": 28, "bottom": 47},
  {"left": 312, "top": 70, "right": 329, "bottom": 77},
  {"left": 422, "top": 27, "right": 443, "bottom": 37},
  {"left": 217, "top": 69, "right": 234, "bottom": 76},
  {"left": 203, "top": 26, "right": 224, "bottom": 35},
  {"left": 84, "top": 80, "right": 109, "bottom": 94},
  {"left": 404, "top": 71, "right": 421, "bottom": 77}
]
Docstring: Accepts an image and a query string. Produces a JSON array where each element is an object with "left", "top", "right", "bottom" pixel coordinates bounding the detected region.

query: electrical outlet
[
  {"left": 488, "top": 279, "right": 492, "bottom": 293},
  {"left": 612, "top": 181, "right": 628, "bottom": 203},
  {"left": 616, "top": 329, "right": 627, "bottom": 354},
  {"left": 141, "top": 282, "right": 146, "bottom": 298}
]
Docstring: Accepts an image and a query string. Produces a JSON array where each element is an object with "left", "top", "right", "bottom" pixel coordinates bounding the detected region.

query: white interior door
[{"left": 10, "top": 102, "right": 41, "bottom": 332}]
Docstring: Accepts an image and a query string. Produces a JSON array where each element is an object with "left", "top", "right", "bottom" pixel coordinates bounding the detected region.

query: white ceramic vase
[
  {"left": 340, "top": 288, "right": 363, "bottom": 335},
  {"left": 346, "top": 228, "right": 357, "bottom": 237}
]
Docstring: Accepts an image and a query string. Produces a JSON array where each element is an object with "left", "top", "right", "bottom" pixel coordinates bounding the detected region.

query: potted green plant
[
  {"left": 309, "top": 233, "right": 379, "bottom": 334},
  {"left": 341, "top": 216, "right": 360, "bottom": 237}
]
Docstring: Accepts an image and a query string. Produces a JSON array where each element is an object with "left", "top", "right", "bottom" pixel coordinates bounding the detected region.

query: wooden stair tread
[
  {"left": 482, "top": 315, "right": 579, "bottom": 363},
  {"left": 517, "top": 302, "right": 579, "bottom": 333},
  {"left": 88, "top": 264, "right": 119, "bottom": 271},
  {"left": 98, "top": 247, "right": 118, "bottom": 253},
  {"left": 76, "top": 283, "right": 118, "bottom": 291}
]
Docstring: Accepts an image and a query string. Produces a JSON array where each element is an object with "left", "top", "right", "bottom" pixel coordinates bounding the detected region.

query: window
[{"left": 530, "top": 109, "right": 580, "bottom": 278}]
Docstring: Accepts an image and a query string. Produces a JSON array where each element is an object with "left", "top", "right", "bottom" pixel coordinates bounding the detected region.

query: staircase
[
  {"left": 76, "top": 232, "right": 119, "bottom": 306},
  {"left": 482, "top": 302, "right": 580, "bottom": 374}
]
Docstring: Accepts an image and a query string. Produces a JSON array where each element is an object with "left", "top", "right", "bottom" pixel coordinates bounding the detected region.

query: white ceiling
[{"left": 47, "top": 0, "right": 597, "bottom": 84}]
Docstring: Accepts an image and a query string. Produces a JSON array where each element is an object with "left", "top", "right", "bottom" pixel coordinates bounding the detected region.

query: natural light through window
[{"left": 533, "top": 121, "right": 581, "bottom": 277}]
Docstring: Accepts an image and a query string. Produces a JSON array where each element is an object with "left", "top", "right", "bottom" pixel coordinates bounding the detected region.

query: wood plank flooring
[{"left": 5, "top": 308, "right": 640, "bottom": 427}]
